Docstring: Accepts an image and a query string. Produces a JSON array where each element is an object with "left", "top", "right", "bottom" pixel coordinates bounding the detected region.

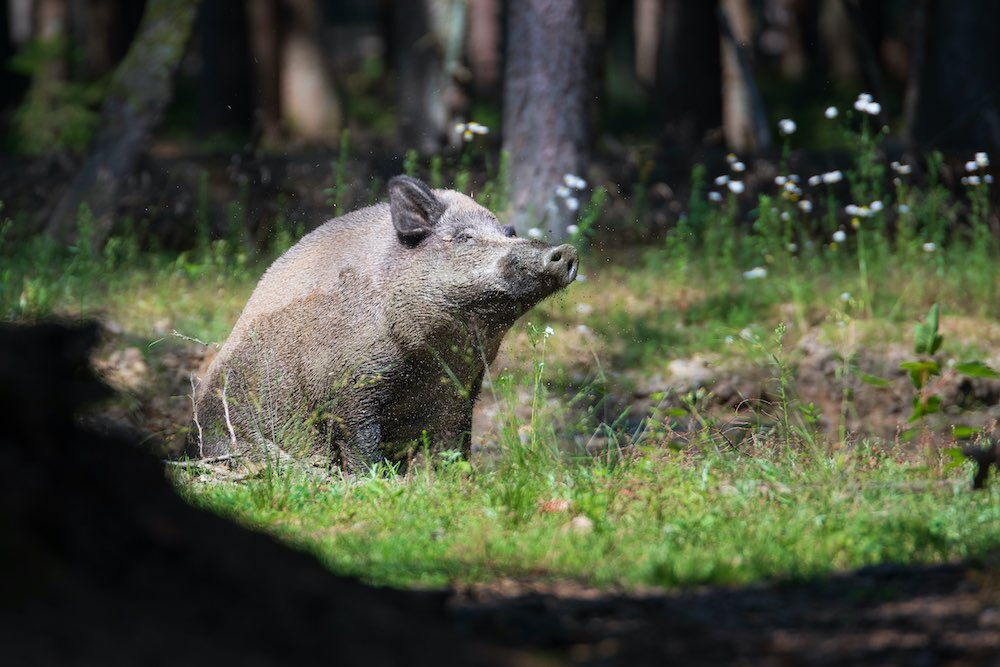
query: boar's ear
[{"left": 388, "top": 175, "right": 445, "bottom": 244}]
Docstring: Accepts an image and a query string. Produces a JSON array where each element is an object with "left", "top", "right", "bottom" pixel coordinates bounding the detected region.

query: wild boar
[{"left": 192, "top": 175, "right": 577, "bottom": 472}]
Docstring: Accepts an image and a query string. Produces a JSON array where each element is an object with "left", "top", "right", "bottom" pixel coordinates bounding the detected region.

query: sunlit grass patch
[{"left": 179, "top": 440, "right": 1000, "bottom": 590}]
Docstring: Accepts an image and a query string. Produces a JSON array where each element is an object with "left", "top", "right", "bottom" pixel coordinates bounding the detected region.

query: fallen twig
[{"left": 164, "top": 454, "right": 242, "bottom": 468}]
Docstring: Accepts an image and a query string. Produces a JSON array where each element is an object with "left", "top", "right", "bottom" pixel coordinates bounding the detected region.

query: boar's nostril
[{"left": 551, "top": 251, "right": 562, "bottom": 263}]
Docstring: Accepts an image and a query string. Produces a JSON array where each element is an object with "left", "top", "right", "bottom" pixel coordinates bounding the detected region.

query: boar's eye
[{"left": 501, "top": 225, "right": 517, "bottom": 238}]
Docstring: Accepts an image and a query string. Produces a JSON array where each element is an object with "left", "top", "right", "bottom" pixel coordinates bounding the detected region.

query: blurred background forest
[{"left": 1, "top": 0, "right": 998, "bottom": 251}]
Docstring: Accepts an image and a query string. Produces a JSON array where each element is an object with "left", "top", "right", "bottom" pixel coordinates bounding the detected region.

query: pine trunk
[
  {"left": 45, "top": 0, "right": 201, "bottom": 247},
  {"left": 502, "top": 0, "right": 587, "bottom": 241},
  {"left": 656, "top": 0, "right": 722, "bottom": 151},
  {"left": 394, "top": 0, "right": 465, "bottom": 155},
  {"left": 280, "top": 0, "right": 341, "bottom": 143},
  {"left": 908, "top": 0, "right": 1000, "bottom": 153}
]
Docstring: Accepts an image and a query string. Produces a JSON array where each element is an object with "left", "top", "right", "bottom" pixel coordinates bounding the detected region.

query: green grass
[{"left": 178, "top": 436, "right": 1000, "bottom": 590}]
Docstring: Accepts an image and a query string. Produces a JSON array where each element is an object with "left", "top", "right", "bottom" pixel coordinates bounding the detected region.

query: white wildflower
[
  {"left": 727, "top": 180, "right": 745, "bottom": 194},
  {"left": 922, "top": 242, "right": 936, "bottom": 253},
  {"left": 555, "top": 184, "right": 571, "bottom": 198},
  {"left": 787, "top": 242, "right": 798, "bottom": 252},
  {"left": 986, "top": 174, "right": 994, "bottom": 184},
  {"left": 732, "top": 161, "right": 746, "bottom": 172},
  {"left": 965, "top": 160, "right": 978, "bottom": 173},
  {"left": 976, "top": 152, "right": 990, "bottom": 168},
  {"left": 798, "top": 200, "right": 813, "bottom": 213},
  {"left": 864, "top": 101, "right": 881, "bottom": 116},
  {"left": 845, "top": 204, "right": 861, "bottom": 216},
  {"left": 576, "top": 324, "right": 590, "bottom": 335},
  {"left": 968, "top": 175, "right": 982, "bottom": 186},
  {"left": 724, "top": 335, "right": 735, "bottom": 345},
  {"left": 840, "top": 292, "right": 851, "bottom": 302},
  {"left": 778, "top": 118, "right": 797, "bottom": 135},
  {"left": 869, "top": 200, "right": 883, "bottom": 213},
  {"left": 527, "top": 227, "right": 543, "bottom": 239},
  {"left": 822, "top": 170, "right": 844, "bottom": 184},
  {"left": 891, "top": 161, "right": 912, "bottom": 175},
  {"left": 808, "top": 175, "right": 822, "bottom": 187},
  {"left": 780, "top": 211, "right": 791, "bottom": 222},
  {"left": 854, "top": 93, "right": 873, "bottom": 112},
  {"left": 832, "top": 230, "right": 847, "bottom": 243},
  {"left": 543, "top": 325, "right": 555, "bottom": 338},
  {"left": 566, "top": 224, "right": 580, "bottom": 236},
  {"left": 714, "top": 175, "right": 729, "bottom": 186},
  {"left": 565, "top": 196, "right": 580, "bottom": 212},
  {"left": 788, "top": 174, "right": 801, "bottom": 183},
  {"left": 743, "top": 266, "right": 767, "bottom": 280},
  {"left": 708, "top": 191, "right": 723, "bottom": 203},
  {"left": 576, "top": 303, "right": 593, "bottom": 315},
  {"left": 563, "top": 174, "right": 587, "bottom": 190},
  {"left": 774, "top": 175, "right": 787, "bottom": 186},
  {"left": 825, "top": 106, "right": 839, "bottom": 119},
  {"left": 898, "top": 204, "right": 910, "bottom": 214},
  {"left": 726, "top": 153, "right": 738, "bottom": 165}
]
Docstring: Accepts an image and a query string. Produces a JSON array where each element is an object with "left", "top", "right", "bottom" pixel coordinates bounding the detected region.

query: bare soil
[{"left": 452, "top": 563, "right": 1000, "bottom": 665}]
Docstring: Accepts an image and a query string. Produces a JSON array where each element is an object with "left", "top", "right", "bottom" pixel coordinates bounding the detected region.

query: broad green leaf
[
  {"left": 858, "top": 372, "right": 892, "bottom": 388},
  {"left": 899, "top": 361, "right": 941, "bottom": 374},
  {"left": 899, "top": 360, "right": 940, "bottom": 389},
  {"left": 914, "top": 303, "right": 943, "bottom": 355},
  {"left": 909, "top": 394, "right": 941, "bottom": 421},
  {"left": 951, "top": 425, "right": 980, "bottom": 440},
  {"left": 954, "top": 361, "right": 1000, "bottom": 380}
]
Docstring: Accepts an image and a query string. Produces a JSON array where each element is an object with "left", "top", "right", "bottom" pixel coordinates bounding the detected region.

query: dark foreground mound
[{"left": 0, "top": 322, "right": 509, "bottom": 666}]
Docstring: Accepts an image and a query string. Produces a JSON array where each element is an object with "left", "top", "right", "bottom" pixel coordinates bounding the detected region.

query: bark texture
[
  {"left": 245, "top": 0, "right": 281, "bottom": 142},
  {"left": 908, "top": 0, "right": 1000, "bottom": 153},
  {"left": 503, "top": 0, "right": 588, "bottom": 240},
  {"left": 395, "top": 0, "right": 466, "bottom": 154},
  {"left": 719, "top": 0, "right": 770, "bottom": 153},
  {"left": 45, "top": 0, "right": 201, "bottom": 247},
  {"left": 280, "top": 0, "right": 341, "bottom": 142},
  {"left": 655, "top": 0, "right": 722, "bottom": 150}
]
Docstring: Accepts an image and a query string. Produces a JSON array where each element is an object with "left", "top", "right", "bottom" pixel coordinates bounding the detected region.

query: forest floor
[
  {"left": 4, "top": 137, "right": 1000, "bottom": 659},
  {"left": 36, "top": 245, "right": 996, "bottom": 663}
]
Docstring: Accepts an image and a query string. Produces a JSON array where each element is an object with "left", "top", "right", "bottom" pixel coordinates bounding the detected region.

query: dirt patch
[{"left": 452, "top": 562, "right": 1000, "bottom": 665}]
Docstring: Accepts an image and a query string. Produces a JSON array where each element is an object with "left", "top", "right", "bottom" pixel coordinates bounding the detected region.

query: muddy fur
[{"left": 194, "top": 176, "right": 577, "bottom": 471}]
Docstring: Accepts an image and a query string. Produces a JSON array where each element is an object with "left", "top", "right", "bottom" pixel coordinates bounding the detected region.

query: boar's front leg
[
  {"left": 338, "top": 421, "right": 384, "bottom": 475},
  {"left": 428, "top": 399, "right": 473, "bottom": 458}
]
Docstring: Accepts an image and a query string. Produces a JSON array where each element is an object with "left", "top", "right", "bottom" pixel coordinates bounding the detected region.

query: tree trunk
[
  {"left": 656, "top": 0, "right": 722, "bottom": 151},
  {"left": 908, "top": 0, "right": 1000, "bottom": 153},
  {"left": 45, "top": 0, "right": 201, "bottom": 247},
  {"left": 245, "top": 0, "right": 281, "bottom": 143},
  {"left": 719, "top": 0, "right": 770, "bottom": 153},
  {"left": 394, "top": 0, "right": 465, "bottom": 154},
  {"left": 502, "top": 0, "right": 587, "bottom": 241},
  {"left": 280, "top": 0, "right": 340, "bottom": 143},
  {"left": 633, "top": 0, "right": 660, "bottom": 87},
  {"left": 195, "top": 0, "right": 251, "bottom": 137},
  {"left": 466, "top": 0, "right": 501, "bottom": 98}
]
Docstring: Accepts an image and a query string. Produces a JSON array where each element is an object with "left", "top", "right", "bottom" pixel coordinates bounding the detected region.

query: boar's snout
[{"left": 542, "top": 244, "right": 578, "bottom": 287}]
